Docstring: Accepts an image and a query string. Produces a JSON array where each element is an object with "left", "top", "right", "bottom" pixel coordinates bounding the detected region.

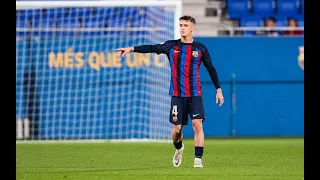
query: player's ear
[{"left": 191, "top": 25, "right": 195, "bottom": 32}]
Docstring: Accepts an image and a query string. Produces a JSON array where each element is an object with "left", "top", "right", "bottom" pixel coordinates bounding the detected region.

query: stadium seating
[
  {"left": 227, "top": 0, "right": 250, "bottom": 19},
  {"left": 239, "top": 15, "right": 264, "bottom": 35},
  {"left": 227, "top": 0, "right": 304, "bottom": 35},
  {"left": 251, "top": 0, "right": 274, "bottom": 17},
  {"left": 276, "top": 0, "right": 299, "bottom": 17}
]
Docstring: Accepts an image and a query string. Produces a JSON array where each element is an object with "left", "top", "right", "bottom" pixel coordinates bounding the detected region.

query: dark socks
[
  {"left": 195, "top": 146, "right": 204, "bottom": 158},
  {"left": 173, "top": 141, "right": 183, "bottom": 150}
]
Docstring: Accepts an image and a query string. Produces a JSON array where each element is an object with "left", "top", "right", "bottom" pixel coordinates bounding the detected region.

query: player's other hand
[
  {"left": 116, "top": 47, "right": 134, "bottom": 57},
  {"left": 216, "top": 88, "right": 224, "bottom": 106}
]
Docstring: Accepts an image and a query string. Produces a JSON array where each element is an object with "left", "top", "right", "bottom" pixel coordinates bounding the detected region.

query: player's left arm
[
  {"left": 116, "top": 41, "right": 171, "bottom": 57},
  {"left": 202, "top": 48, "right": 224, "bottom": 106}
]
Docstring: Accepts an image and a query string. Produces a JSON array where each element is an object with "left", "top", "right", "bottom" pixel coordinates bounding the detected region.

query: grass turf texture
[{"left": 16, "top": 138, "right": 304, "bottom": 180}]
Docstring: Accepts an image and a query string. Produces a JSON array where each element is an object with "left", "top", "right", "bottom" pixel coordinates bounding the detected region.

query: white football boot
[
  {"left": 193, "top": 157, "right": 203, "bottom": 168},
  {"left": 172, "top": 143, "right": 184, "bottom": 167}
]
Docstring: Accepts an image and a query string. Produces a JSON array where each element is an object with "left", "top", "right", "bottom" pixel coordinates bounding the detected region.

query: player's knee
[
  {"left": 192, "top": 120, "right": 203, "bottom": 134},
  {"left": 172, "top": 125, "right": 182, "bottom": 135}
]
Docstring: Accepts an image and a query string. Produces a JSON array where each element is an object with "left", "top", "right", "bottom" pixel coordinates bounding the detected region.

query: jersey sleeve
[
  {"left": 154, "top": 41, "right": 173, "bottom": 55},
  {"left": 202, "top": 47, "right": 221, "bottom": 89},
  {"left": 133, "top": 40, "right": 172, "bottom": 55}
]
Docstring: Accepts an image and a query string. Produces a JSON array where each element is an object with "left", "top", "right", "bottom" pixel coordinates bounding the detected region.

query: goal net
[{"left": 16, "top": 0, "right": 182, "bottom": 142}]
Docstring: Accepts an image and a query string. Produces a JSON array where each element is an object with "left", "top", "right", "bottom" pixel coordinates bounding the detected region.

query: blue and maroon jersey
[{"left": 133, "top": 39, "right": 221, "bottom": 97}]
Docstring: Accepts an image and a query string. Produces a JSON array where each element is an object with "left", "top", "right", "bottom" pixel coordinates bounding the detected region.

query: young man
[{"left": 116, "top": 15, "right": 224, "bottom": 168}]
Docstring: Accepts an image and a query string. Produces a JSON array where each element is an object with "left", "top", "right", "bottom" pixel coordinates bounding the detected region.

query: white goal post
[{"left": 16, "top": 0, "right": 182, "bottom": 143}]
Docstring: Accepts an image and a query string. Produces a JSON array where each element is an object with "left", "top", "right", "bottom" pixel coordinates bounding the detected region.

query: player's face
[{"left": 179, "top": 20, "right": 194, "bottom": 37}]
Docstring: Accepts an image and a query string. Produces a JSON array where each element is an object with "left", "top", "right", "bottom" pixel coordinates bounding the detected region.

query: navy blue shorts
[{"left": 169, "top": 96, "right": 205, "bottom": 125}]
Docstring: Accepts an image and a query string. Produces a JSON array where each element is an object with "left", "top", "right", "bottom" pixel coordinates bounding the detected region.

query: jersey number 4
[{"left": 172, "top": 105, "right": 178, "bottom": 116}]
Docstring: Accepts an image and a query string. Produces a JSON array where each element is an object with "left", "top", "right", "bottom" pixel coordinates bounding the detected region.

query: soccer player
[{"left": 116, "top": 15, "right": 224, "bottom": 168}]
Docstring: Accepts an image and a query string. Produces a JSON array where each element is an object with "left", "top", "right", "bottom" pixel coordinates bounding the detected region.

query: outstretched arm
[
  {"left": 202, "top": 48, "right": 224, "bottom": 106},
  {"left": 116, "top": 42, "right": 170, "bottom": 57}
]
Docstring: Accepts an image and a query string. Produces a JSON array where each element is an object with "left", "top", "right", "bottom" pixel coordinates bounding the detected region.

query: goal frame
[{"left": 16, "top": 0, "right": 182, "bottom": 144}]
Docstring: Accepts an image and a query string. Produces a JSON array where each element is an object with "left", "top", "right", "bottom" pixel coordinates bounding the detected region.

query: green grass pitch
[{"left": 16, "top": 138, "right": 304, "bottom": 180}]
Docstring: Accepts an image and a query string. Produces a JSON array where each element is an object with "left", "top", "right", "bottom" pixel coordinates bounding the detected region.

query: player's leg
[
  {"left": 172, "top": 124, "right": 183, "bottom": 147},
  {"left": 171, "top": 124, "right": 184, "bottom": 167},
  {"left": 188, "top": 96, "right": 205, "bottom": 168},
  {"left": 169, "top": 97, "right": 188, "bottom": 167},
  {"left": 192, "top": 119, "right": 204, "bottom": 168}
]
